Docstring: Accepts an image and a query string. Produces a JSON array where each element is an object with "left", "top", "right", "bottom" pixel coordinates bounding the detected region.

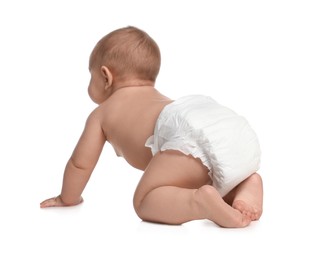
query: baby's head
[{"left": 89, "top": 26, "right": 161, "bottom": 83}]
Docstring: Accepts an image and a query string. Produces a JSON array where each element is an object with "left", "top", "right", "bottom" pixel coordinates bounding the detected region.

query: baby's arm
[{"left": 40, "top": 109, "right": 106, "bottom": 207}]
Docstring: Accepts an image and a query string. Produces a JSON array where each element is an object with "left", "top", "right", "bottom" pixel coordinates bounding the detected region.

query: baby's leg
[
  {"left": 224, "top": 173, "right": 263, "bottom": 221},
  {"left": 133, "top": 150, "right": 251, "bottom": 227}
]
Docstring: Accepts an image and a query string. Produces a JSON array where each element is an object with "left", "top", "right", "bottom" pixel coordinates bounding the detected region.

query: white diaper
[{"left": 145, "top": 95, "right": 261, "bottom": 197}]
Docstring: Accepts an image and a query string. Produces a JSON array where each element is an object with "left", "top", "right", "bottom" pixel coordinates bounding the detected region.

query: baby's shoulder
[{"left": 86, "top": 104, "right": 108, "bottom": 122}]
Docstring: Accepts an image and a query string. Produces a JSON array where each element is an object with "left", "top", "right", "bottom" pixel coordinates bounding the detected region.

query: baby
[{"left": 40, "top": 26, "right": 263, "bottom": 228}]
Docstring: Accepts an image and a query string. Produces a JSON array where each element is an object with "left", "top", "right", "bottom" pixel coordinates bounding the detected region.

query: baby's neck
[{"left": 112, "top": 79, "right": 155, "bottom": 93}]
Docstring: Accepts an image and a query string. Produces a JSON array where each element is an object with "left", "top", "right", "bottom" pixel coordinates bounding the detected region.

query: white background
[{"left": 1, "top": 0, "right": 309, "bottom": 259}]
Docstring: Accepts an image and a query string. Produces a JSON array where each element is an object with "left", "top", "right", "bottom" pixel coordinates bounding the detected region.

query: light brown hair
[{"left": 90, "top": 26, "right": 161, "bottom": 82}]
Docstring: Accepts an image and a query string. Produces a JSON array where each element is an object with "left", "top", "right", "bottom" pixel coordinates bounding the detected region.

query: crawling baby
[{"left": 41, "top": 26, "right": 263, "bottom": 228}]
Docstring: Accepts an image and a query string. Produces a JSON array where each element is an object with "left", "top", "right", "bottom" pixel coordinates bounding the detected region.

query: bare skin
[
  {"left": 231, "top": 173, "right": 263, "bottom": 220},
  {"left": 40, "top": 65, "right": 263, "bottom": 228}
]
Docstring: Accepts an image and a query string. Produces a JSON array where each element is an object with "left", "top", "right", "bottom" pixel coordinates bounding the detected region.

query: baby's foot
[
  {"left": 195, "top": 185, "right": 251, "bottom": 228},
  {"left": 232, "top": 173, "right": 263, "bottom": 221},
  {"left": 232, "top": 200, "right": 260, "bottom": 221}
]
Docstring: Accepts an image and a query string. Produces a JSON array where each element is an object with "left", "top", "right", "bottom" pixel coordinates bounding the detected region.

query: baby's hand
[{"left": 40, "top": 195, "right": 83, "bottom": 208}]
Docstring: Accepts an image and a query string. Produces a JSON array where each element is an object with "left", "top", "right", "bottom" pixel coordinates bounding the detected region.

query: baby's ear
[{"left": 100, "top": 66, "right": 113, "bottom": 89}]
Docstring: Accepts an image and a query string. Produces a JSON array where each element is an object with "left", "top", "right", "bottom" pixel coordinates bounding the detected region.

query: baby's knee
[
  {"left": 132, "top": 195, "right": 141, "bottom": 215},
  {"left": 132, "top": 189, "right": 146, "bottom": 219},
  {"left": 133, "top": 187, "right": 160, "bottom": 222}
]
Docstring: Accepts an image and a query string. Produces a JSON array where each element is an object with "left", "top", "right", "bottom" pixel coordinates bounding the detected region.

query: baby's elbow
[{"left": 69, "top": 157, "right": 91, "bottom": 172}]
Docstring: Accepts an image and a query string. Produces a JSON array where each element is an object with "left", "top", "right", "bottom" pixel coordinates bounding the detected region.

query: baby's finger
[{"left": 40, "top": 196, "right": 61, "bottom": 208}]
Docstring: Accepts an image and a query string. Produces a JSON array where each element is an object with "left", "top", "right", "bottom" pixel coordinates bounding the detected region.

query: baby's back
[{"left": 98, "top": 87, "right": 172, "bottom": 170}]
